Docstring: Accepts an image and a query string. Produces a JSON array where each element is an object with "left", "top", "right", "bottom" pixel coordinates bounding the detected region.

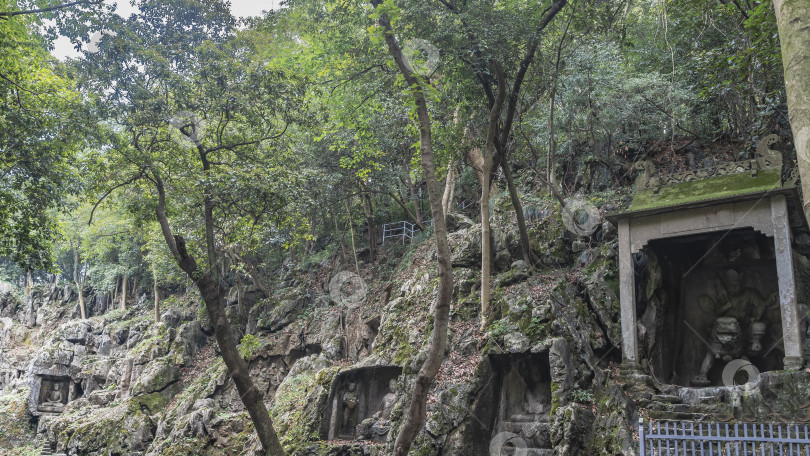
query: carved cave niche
[
  {"left": 637, "top": 228, "right": 785, "bottom": 387},
  {"left": 36, "top": 376, "right": 73, "bottom": 413},
  {"left": 469, "top": 352, "right": 553, "bottom": 455},
  {"left": 321, "top": 365, "right": 402, "bottom": 441}
]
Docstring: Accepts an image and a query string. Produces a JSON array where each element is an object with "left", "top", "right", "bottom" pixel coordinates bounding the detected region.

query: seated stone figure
[
  {"left": 39, "top": 383, "right": 65, "bottom": 412},
  {"left": 357, "top": 379, "right": 397, "bottom": 442}
]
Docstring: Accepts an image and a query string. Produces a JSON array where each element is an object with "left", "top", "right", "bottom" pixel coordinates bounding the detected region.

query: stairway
[{"left": 38, "top": 439, "right": 53, "bottom": 455}]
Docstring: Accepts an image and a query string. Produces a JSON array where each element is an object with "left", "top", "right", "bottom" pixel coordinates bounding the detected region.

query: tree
[
  {"left": 369, "top": 2, "right": 454, "bottom": 455},
  {"left": 77, "top": 1, "right": 310, "bottom": 453},
  {"left": 0, "top": 8, "right": 90, "bottom": 272},
  {"left": 428, "top": 0, "right": 567, "bottom": 328},
  {"left": 773, "top": 0, "right": 810, "bottom": 220}
]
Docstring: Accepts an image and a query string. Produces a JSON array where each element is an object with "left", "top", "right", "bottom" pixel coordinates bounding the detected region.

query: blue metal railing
[{"left": 639, "top": 419, "right": 810, "bottom": 455}]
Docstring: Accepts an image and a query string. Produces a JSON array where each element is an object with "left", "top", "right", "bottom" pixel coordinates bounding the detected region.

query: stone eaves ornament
[{"left": 608, "top": 135, "right": 808, "bottom": 379}]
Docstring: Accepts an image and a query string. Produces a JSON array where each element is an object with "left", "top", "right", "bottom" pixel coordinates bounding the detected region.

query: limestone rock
[
  {"left": 129, "top": 356, "right": 180, "bottom": 396},
  {"left": 450, "top": 226, "right": 481, "bottom": 268},
  {"left": 445, "top": 212, "right": 474, "bottom": 232},
  {"left": 56, "top": 320, "right": 92, "bottom": 345},
  {"left": 160, "top": 308, "right": 182, "bottom": 328}
]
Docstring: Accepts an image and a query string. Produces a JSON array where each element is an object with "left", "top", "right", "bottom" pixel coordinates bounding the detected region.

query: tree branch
[
  {"left": 88, "top": 170, "right": 144, "bottom": 225},
  {"left": 0, "top": 0, "right": 102, "bottom": 19}
]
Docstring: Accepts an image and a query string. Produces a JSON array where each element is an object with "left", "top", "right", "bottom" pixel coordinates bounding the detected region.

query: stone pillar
[
  {"left": 618, "top": 218, "right": 639, "bottom": 367},
  {"left": 770, "top": 195, "right": 804, "bottom": 370}
]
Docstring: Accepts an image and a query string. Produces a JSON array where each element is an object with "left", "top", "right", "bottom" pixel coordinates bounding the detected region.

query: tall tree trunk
[
  {"left": 403, "top": 163, "right": 423, "bottom": 224},
  {"left": 25, "top": 270, "right": 32, "bottom": 298},
  {"left": 346, "top": 199, "right": 360, "bottom": 275},
  {"left": 119, "top": 274, "right": 127, "bottom": 310},
  {"left": 442, "top": 161, "right": 457, "bottom": 219},
  {"left": 479, "top": 63, "right": 507, "bottom": 331},
  {"left": 774, "top": 0, "right": 810, "bottom": 221},
  {"left": 73, "top": 248, "right": 86, "bottom": 320},
  {"left": 501, "top": 159, "right": 537, "bottom": 266},
  {"left": 372, "top": 4, "right": 454, "bottom": 455},
  {"left": 153, "top": 168, "right": 285, "bottom": 456},
  {"left": 113, "top": 275, "right": 119, "bottom": 304},
  {"left": 358, "top": 182, "right": 376, "bottom": 261},
  {"left": 152, "top": 264, "right": 160, "bottom": 324}
]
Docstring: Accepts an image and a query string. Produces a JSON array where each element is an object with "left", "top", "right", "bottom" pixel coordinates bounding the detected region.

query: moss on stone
[{"left": 629, "top": 168, "right": 782, "bottom": 211}]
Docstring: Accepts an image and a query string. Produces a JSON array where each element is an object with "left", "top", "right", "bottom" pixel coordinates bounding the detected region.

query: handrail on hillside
[{"left": 382, "top": 220, "right": 421, "bottom": 245}]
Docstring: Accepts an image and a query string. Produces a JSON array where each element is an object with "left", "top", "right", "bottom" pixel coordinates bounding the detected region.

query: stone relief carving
[
  {"left": 38, "top": 378, "right": 69, "bottom": 413},
  {"left": 323, "top": 365, "right": 402, "bottom": 442},
  {"left": 634, "top": 135, "right": 784, "bottom": 191},
  {"left": 340, "top": 382, "right": 359, "bottom": 438}
]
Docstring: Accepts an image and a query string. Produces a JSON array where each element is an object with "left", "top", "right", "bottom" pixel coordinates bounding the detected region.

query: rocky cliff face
[{"left": 0, "top": 195, "right": 808, "bottom": 456}]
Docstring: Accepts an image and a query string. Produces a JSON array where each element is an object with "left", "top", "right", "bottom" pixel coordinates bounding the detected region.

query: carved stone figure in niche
[
  {"left": 39, "top": 382, "right": 66, "bottom": 413},
  {"left": 692, "top": 317, "right": 752, "bottom": 386},
  {"left": 504, "top": 363, "right": 550, "bottom": 423},
  {"left": 358, "top": 324, "right": 374, "bottom": 358},
  {"left": 340, "top": 383, "right": 359, "bottom": 438},
  {"left": 375, "top": 379, "right": 397, "bottom": 421},
  {"left": 690, "top": 269, "right": 777, "bottom": 386},
  {"left": 699, "top": 270, "right": 774, "bottom": 327},
  {"left": 357, "top": 379, "right": 398, "bottom": 442}
]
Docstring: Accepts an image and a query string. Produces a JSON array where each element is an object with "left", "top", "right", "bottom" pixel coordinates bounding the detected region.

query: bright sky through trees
[{"left": 50, "top": 0, "right": 283, "bottom": 59}]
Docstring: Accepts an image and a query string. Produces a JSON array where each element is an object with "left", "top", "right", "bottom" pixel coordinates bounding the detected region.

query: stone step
[
  {"left": 499, "top": 449, "right": 553, "bottom": 456},
  {"left": 37, "top": 437, "right": 54, "bottom": 455}
]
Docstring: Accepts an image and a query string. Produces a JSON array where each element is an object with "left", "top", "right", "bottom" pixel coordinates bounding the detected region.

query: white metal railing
[{"left": 382, "top": 221, "right": 419, "bottom": 244}]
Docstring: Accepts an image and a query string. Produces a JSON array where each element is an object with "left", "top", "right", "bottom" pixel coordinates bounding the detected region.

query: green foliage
[
  {"left": 0, "top": 7, "right": 90, "bottom": 271},
  {"left": 486, "top": 319, "right": 511, "bottom": 338},
  {"left": 238, "top": 334, "right": 263, "bottom": 360},
  {"left": 568, "top": 388, "right": 595, "bottom": 404}
]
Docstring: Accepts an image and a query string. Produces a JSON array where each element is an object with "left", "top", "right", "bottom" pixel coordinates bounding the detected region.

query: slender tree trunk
[
  {"left": 152, "top": 264, "right": 160, "bottom": 324},
  {"left": 153, "top": 167, "right": 285, "bottom": 456},
  {"left": 73, "top": 248, "right": 86, "bottom": 320},
  {"left": 113, "top": 275, "right": 119, "bottom": 304},
  {"left": 501, "top": 160, "right": 536, "bottom": 266},
  {"left": 119, "top": 274, "right": 127, "bottom": 310},
  {"left": 547, "top": 84, "right": 558, "bottom": 194},
  {"left": 774, "top": 0, "right": 810, "bottom": 221},
  {"left": 346, "top": 199, "right": 360, "bottom": 275},
  {"left": 442, "top": 161, "right": 457, "bottom": 219},
  {"left": 403, "top": 164, "right": 423, "bottom": 224},
  {"left": 25, "top": 270, "right": 32, "bottom": 298},
  {"left": 372, "top": 4, "right": 454, "bottom": 455},
  {"left": 358, "top": 183, "right": 376, "bottom": 261},
  {"left": 478, "top": 64, "right": 507, "bottom": 331}
]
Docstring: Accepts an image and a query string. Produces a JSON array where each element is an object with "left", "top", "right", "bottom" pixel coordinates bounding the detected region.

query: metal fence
[
  {"left": 639, "top": 420, "right": 810, "bottom": 455},
  {"left": 382, "top": 221, "right": 419, "bottom": 245}
]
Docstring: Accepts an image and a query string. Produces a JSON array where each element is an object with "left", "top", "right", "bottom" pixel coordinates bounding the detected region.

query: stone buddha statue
[
  {"left": 39, "top": 383, "right": 65, "bottom": 412},
  {"left": 359, "top": 378, "right": 397, "bottom": 442},
  {"left": 377, "top": 379, "right": 397, "bottom": 420},
  {"left": 340, "top": 382, "right": 359, "bottom": 438}
]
